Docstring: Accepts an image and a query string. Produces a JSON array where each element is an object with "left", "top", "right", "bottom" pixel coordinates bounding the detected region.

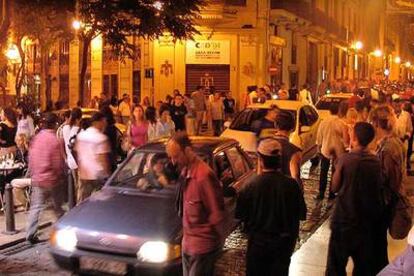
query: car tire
[{"left": 52, "top": 254, "right": 80, "bottom": 272}]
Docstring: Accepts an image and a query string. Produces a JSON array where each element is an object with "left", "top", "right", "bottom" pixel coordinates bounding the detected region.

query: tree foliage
[{"left": 78, "top": 0, "right": 204, "bottom": 57}]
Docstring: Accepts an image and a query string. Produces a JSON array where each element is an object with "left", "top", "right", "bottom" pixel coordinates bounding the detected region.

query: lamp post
[{"left": 352, "top": 41, "right": 363, "bottom": 81}]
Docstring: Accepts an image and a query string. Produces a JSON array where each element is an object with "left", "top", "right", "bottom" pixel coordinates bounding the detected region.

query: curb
[{"left": 0, "top": 221, "right": 53, "bottom": 250}]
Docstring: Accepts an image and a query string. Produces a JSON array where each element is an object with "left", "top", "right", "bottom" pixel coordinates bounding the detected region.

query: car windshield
[
  {"left": 110, "top": 150, "right": 209, "bottom": 194},
  {"left": 230, "top": 108, "right": 296, "bottom": 132},
  {"left": 315, "top": 97, "right": 346, "bottom": 111}
]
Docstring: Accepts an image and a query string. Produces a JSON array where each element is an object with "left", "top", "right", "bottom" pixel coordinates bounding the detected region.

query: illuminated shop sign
[{"left": 186, "top": 40, "right": 230, "bottom": 64}]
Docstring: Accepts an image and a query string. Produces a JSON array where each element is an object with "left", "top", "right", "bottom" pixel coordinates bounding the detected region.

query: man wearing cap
[
  {"left": 118, "top": 93, "right": 131, "bottom": 124},
  {"left": 75, "top": 112, "right": 111, "bottom": 202},
  {"left": 236, "top": 138, "right": 306, "bottom": 276},
  {"left": 26, "top": 113, "right": 65, "bottom": 244}
]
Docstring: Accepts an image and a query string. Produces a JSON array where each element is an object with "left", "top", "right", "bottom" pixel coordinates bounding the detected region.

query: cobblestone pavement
[{"left": 0, "top": 162, "right": 332, "bottom": 276}]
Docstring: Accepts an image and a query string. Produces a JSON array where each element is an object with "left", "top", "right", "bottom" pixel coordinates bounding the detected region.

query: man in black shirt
[
  {"left": 236, "top": 138, "right": 306, "bottom": 276},
  {"left": 170, "top": 94, "right": 187, "bottom": 131},
  {"left": 326, "top": 122, "right": 384, "bottom": 276}
]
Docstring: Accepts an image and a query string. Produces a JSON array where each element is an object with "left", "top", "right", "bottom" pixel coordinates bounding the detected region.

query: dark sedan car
[{"left": 50, "top": 137, "right": 254, "bottom": 275}]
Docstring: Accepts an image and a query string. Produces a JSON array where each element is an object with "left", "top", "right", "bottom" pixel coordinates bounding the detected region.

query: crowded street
[{"left": 1, "top": 0, "right": 414, "bottom": 276}]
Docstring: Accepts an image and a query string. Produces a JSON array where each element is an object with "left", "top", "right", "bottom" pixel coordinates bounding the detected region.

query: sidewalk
[
  {"left": 289, "top": 175, "right": 414, "bottom": 276},
  {"left": 0, "top": 209, "right": 55, "bottom": 247}
]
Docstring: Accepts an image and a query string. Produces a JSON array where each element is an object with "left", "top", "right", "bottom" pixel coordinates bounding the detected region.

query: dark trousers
[
  {"left": 246, "top": 235, "right": 296, "bottom": 276},
  {"left": 326, "top": 227, "right": 376, "bottom": 276},
  {"left": 212, "top": 120, "right": 223, "bottom": 136},
  {"left": 319, "top": 155, "right": 335, "bottom": 198},
  {"left": 372, "top": 211, "right": 391, "bottom": 274},
  {"left": 182, "top": 248, "right": 221, "bottom": 276},
  {"left": 408, "top": 134, "right": 413, "bottom": 170}
]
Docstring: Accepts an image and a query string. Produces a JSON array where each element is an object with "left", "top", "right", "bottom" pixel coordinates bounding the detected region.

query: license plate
[{"left": 80, "top": 256, "right": 127, "bottom": 275}]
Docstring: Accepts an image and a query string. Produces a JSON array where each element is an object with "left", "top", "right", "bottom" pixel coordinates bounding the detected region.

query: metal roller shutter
[{"left": 186, "top": 64, "right": 230, "bottom": 93}]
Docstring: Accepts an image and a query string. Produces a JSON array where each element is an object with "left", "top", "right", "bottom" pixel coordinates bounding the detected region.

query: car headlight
[
  {"left": 50, "top": 227, "right": 78, "bottom": 252},
  {"left": 137, "top": 241, "right": 180, "bottom": 263}
]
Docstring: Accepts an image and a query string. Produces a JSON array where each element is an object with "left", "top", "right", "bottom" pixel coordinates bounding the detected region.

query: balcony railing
[{"left": 272, "top": 0, "right": 347, "bottom": 42}]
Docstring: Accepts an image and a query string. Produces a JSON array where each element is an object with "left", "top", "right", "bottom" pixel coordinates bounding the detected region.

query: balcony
[
  {"left": 271, "top": 0, "right": 347, "bottom": 42},
  {"left": 196, "top": 0, "right": 237, "bottom": 25}
]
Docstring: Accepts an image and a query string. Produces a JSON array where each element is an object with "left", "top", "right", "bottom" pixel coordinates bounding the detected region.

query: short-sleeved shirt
[
  {"left": 316, "top": 115, "right": 348, "bottom": 159},
  {"left": 191, "top": 91, "right": 206, "bottom": 111},
  {"left": 236, "top": 171, "right": 306, "bottom": 237},
  {"left": 75, "top": 127, "right": 110, "bottom": 180}
]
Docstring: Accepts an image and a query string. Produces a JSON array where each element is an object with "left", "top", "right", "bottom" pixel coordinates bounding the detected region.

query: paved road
[{"left": 0, "top": 162, "right": 332, "bottom": 276}]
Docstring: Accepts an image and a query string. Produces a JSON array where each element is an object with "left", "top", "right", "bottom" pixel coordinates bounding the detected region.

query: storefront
[{"left": 185, "top": 40, "right": 231, "bottom": 94}]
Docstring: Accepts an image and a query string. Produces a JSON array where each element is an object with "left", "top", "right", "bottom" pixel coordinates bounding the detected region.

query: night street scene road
[{"left": 1, "top": 0, "right": 414, "bottom": 275}]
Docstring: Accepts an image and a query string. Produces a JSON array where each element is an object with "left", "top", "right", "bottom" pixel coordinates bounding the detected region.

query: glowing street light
[
  {"left": 406, "top": 61, "right": 411, "bottom": 68},
  {"left": 354, "top": 41, "right": 363, "bottom": 50},
  {"left": 384, "top": 69, "right": 390, "bottom": 76},
  {"left": 373, "top": 49, "right": 382, "bottom": 57},
  {"left": 394, "top": 56, "right": 401, "bottom": 64},
  {"left": 5, "top": 44, "right": 20, "bottom": 62},
  {"left": 72, "top": 19, "right": 82, "bottom": 30}
]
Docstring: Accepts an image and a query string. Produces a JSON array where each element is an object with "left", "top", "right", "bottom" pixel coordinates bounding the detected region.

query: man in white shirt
[
  {"left": 75, "top": 112, "right": 110, "bottom": 202},
  {"left": 394, "top": 99, "right": 413, "bottom": 143},
  {"left": 316, "top": 102, "right": 350, "bottom": 200},
  {"left": 118, "top": 93, "right": 132, "bottom": 124}
]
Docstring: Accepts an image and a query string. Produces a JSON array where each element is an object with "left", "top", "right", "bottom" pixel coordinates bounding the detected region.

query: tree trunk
[
  {"left": 79, "top": 36, "right": 91, "bottom": 107},
  {"left": 15, "top": 39, "right": 25, "bottom": 99},
  {"left": 40, "top": 47, "right": 51, "bottom": 110},
  {"left": 0, "top": 0, "right": 10, "bottom": 47}
]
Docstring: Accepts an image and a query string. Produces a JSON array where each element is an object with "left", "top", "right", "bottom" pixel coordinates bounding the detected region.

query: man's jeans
[
  {"left": 182, "top": 247, "right": 222, "bottom": 276},
  {"left": 26, "top": 185, "right": 64, "bottom": 239}
]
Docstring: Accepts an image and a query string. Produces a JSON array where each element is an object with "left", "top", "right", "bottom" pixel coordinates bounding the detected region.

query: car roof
[
  {"left": 247, "top": 100, "right": 304, "bottom": 111},
  {"left": 320, "top": 93, "right": 352, "bottom": 99},
  {"left": 137, "top": 136, "right": 239, "bottom": 155}
]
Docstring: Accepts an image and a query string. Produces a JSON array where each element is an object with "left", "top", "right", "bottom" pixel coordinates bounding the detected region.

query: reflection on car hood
[{"left": 57, "top": 188, "right": 181, "bottom": 255}]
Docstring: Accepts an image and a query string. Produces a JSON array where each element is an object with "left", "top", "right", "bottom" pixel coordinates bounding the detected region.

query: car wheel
[{"left": 52, "top": 254, "right": 80, "bottom": 272}]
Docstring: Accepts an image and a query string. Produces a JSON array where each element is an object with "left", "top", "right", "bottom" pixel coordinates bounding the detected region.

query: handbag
[{"left": 389, "top": 191, "right": 412, "bottom": 240}]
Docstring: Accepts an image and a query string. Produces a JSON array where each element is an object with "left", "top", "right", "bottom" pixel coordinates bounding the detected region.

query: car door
[
  {"left": 299, "top": 105, "right": 319, "bottom": 161},
  {"left": 214, "top": 147, "right": 253, "bottom": 236}
]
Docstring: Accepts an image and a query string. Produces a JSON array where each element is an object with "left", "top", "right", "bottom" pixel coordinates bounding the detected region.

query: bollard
[
  {"left": 3, "top": 183, "right": 18, "bottom": 235},
  {"left": 68, "top": 171, "right": 75, "bottom": 209}
]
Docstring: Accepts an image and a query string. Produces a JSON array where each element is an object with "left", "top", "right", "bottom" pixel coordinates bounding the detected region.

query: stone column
[
  {"left": 91, "top": 35, "right": 103, "bottom": 99},
  {"left": 68, "top": 39, "right": 80, "bottom": 107}
]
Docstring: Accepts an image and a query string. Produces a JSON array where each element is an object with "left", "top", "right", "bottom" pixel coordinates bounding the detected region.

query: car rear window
[
  {"left": 315, "top": 97, "right": 345, "bottom": 111},
  {"left": 230, "top": 108, "right": 296, "bottom": 132}
]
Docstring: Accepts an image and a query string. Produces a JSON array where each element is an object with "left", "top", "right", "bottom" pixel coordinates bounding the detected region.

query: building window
[
  {"left": 111, "top": 74, "right": 118, "bottom": 96},
  {"left": 103, "top": 74, "right": 118, "bottom": 97},
  {"left": 59, "top": 74, "right": 69, "bottom": 104},
  {"left": 291, "top": 44, "right": 297, "bottom": 65},
  {"left": 133, "top": 70, "right": 141, "bottom": 102},
  {"left": 59, "top": 41, "right": 69, "bottom": 66}
]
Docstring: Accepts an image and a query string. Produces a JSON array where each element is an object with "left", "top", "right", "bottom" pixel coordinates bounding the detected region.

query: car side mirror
[
  {"left": 300, "top": 125, "right": 311, "bottom": 133},
  {"left": 223, "top": 121, "right": 231, "bottom": 129}
]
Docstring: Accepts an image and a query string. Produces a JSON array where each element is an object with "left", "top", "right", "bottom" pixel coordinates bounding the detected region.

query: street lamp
[
  {"left": 72, "top": 19, "right": 82, "bottom": 31},
  {"left": 406, "top": 61, "right": 411, "bottom": 68},
  {"left": 374, "top": 49, "right": 383, "bottom": 57},
  {"left": 354, "top": 41, "right": 363, "bottom": 50},
  {"left": 394, "top": 56, "right": 401, "bottom": 64},
  {"left": 5, "top": 44, "right": 20, "bottom": 62}
]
